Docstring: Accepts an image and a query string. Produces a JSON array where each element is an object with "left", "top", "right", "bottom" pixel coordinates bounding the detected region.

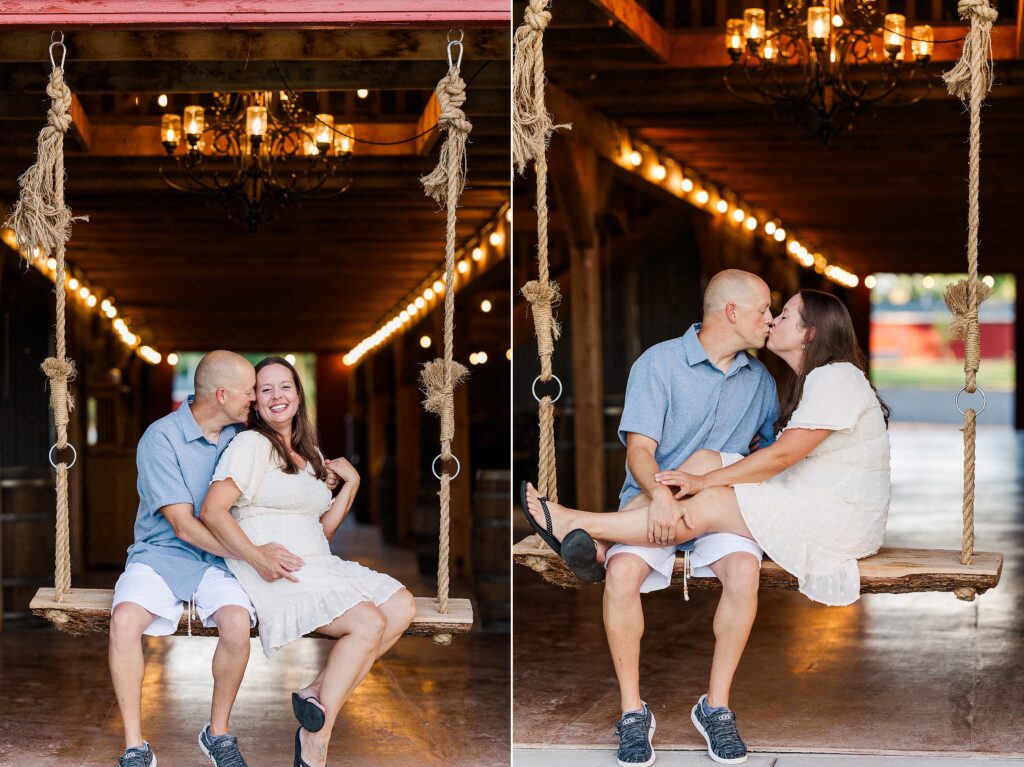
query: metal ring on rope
[
  {"left": 532, "top": 374, "right": 563, "bottom": 404},
  {"left": 956, "top": 386, "right": 988, "bottom": 416},
  {"left": 447, "top": 37, "right": 465, "bottom": 69},
  {"left": 49, "top": 31, "right": 66, "bottom": 70},
  {"left": 432, "top": 453, "right": 461, "bottom": 481},
  {"left": 48, "top": 443, "right": 77, "bottom": 470}
]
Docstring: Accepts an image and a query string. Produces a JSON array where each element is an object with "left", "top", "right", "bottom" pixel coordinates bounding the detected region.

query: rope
[
  {"left": 4, "top": 58, "right": 86, "bottom": 604},
  {"left": 419, "top": 56, "right": 472, "bottom": 645},
  {"left": 942, "top": 0, "right": 998, "bottom": 602},
  {"left": 514, "top": 0, "right": 569, "bottom": 504}
]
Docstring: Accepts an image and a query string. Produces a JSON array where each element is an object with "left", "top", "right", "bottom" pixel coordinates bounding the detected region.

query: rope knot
[
  {"left": 957, "top": 0, "right": 998, "bottom": 23},
  {"left": 41, "top": 356, "right": 77, "bottom": 436},
  {"left": 436, "top": 69, "right": 472, "bottom": 135},
  {"left": 420, "top": 67, "right": 472, "bottom": 206},
  {"left": 524, "top": 0, "right": 552, "bottom": 32},
  {"left": 943, "top": 0, "right": 997, "bottom": 102}
]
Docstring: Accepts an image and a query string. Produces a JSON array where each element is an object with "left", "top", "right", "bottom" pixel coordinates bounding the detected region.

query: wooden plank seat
[
  {"left": 513, "top": 535, "right": 1004, "bottom": 595},
  {"left": 30, "top": 588, "right": 473, "bottom": 638}
]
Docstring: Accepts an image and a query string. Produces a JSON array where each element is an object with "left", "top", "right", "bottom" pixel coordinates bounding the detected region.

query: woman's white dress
[
  {"left": 212, "top": 431, "right": 405, "bottom": 657},
  {"left": 731, "top": 362, "right": 891, "bottom": 606}
]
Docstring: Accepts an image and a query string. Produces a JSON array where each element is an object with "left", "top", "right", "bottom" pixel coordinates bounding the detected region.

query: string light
[
  {"left": 696, "top": 190, "right": 710, "bottom": 205},
  {"left": 480, "top": 299, "right": 492, "bottom": 313},
  {"left": 285, "top": 354, "right": 297, "bottom": 364},
  {"left": 652, "top": 164, "right": 667, "bottom": 181},
  {"left": 157, "top": 94, "right": 168, "bottom": 108},
  {"left": 167, "top": 352, "right": 179, "bottom": 365},
  {"left": 488, "top": 230, "right": 504, "bottom": 247},
  {"left": 681, "top": 178, "right": 694, "bottom": 193},
  {"left": 357, "top": 88, "right": 369, "bottom": 99},
  {"left": 457, "top": 260, "right": 470, "bottom": 274},
  {"left": 472, "top": 247, "right": 484, "bottom": 261},
  {"left": 715, "top": 199, "right": 728, "bottom": 214},
  {"left": 629, "top": 149, "right": 642, "bottom": 167},
  {"left": 732, "top": 208, "right": 745, "bottom": 223},
  {"left": 420, "top": 335, "right": 432, "bottom": 349}
]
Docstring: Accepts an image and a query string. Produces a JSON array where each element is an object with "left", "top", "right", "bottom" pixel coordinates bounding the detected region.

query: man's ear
[
  {"left": 216, "top": 387, "right": 227, "bottom": 405},
  {"left": 724, "top": 302, "right": 739, "bottom": 324}
]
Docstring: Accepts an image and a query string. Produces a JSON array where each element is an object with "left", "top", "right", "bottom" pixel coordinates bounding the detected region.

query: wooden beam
[
  {"left": 0, "top": 29, "right": 510, "bottom": 62},
  {"left": 0, "top": 60, "right": 509, "bottom": 94},
  {"left": 0, "top": 2, "right": 510, "bottom": 30},
  {"left": 589, "top": 0, "right": 671, "bottom": 62},
  {"left": 414, "top": 93, "right": 441, "bottom": 155},
  {"left": 1018, "top": 0, "right": 1024, "bottom": 58},
  {"left": 69, "top": 93, "right": 92, "bottom": 152}
]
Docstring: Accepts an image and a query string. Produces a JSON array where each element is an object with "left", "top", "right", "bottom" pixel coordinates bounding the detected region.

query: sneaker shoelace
[
  {"left": 615, "top": 711, "right": 651, "bottom": 761},
  {"left": 118, "top": 747, "right": 150, "bottom": 767},
  {"left": 705, "top": 710, "right": 746, "bottom": 758},
  {"left": 207, "top": 733, "right": 248, "bottom": 767}
]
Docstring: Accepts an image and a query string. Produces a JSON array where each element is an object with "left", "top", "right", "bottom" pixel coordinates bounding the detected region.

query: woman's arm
[
  {"left": 655, "top": 428, "right": 832, "bottom": 496},
  {"left": 200, "top": 479, "right": 305, "bottom": 582},
  {"left": 160, "top": 503, "right": 235, "bottom": 558},
  {"left": 320, "top": 457, "right": 360, "bottom": 540}
]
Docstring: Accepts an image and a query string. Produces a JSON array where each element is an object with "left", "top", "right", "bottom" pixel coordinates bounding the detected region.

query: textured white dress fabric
[
  {"left": 732, "top": 362, "right": 891, "bottom": 606},
  {"left": 213, "top": 431, "right": 405, "bottom": 658}
]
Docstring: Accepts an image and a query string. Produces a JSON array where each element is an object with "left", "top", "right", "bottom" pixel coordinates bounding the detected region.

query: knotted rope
[
  {"left": 4, "top": 55, "right": 87, "bottom": 604},
  {"left": 419, "top": 56, "right": 472, "bottom": 645},
  {"left": 515, "top": 0, "right": 569, "bottom": 504},
  {"left": 942, "top": 0, "right": 997, "bottom": 602}
]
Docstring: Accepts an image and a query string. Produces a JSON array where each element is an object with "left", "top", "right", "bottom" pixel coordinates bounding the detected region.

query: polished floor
[
  {"left": 513, "top": 426, "right": 1024, "bottom": 757},
  {"left": 0, "top": 520, "right": 509, "bottom": 766}
]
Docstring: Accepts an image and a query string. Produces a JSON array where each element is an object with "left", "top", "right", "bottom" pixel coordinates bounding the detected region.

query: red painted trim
[{"left": 0, "top": 1, "right": 510, "bottom": 29}]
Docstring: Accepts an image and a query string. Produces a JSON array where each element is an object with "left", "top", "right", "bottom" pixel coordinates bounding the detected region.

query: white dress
[
  {"left": 732, "top": 362, "right": 891, "bottom": 606},
  {"left": 212, "top": 431, "right": 405, "bottom": 658}
]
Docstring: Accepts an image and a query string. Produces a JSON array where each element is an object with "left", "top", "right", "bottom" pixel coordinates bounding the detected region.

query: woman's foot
[
  {"left": 295, "top": 686, "right": 325, "bottom": 711},
  {"left": 298, "top": 727, "right": 330, "bottom": 767},
  {"left": 292, "top": 687, "right": 326, "bottom": 732},
  {"left": 524, "top": 482, "right": 578, "bottom": 543}
]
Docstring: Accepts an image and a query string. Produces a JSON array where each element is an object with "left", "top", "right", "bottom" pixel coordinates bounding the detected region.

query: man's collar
[
  {"left": 683, "top": 323, "right": 750, "bottom": 373},
  {"left": 175, "top": 397, "right": 206, "bottom": 443}
]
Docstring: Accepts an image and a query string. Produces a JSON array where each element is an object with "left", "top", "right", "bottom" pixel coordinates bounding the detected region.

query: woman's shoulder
[
  {"left": 225, "top": 429, "right": 275, "bottom": 456},
  {"left": 806, "top": 361, "right": 866, "bottom": 385}
]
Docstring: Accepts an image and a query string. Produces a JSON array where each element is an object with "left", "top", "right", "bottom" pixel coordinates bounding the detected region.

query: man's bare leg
[
  {"left": 209, "top": 605, "right": 253, "bottom": 736},
  {"left": 706, "top": 553, "right": 759, "bottom": 709},
  {"left": 109, "top": 602, "right": 158, "bottom": 750},
  {"left": 603, "top": 553, "right": 652, "bottom": 713}
]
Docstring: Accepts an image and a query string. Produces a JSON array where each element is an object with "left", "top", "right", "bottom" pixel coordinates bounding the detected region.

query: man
[
  {"left": 608, "top": 270, "right": 778, "bottom": 766},
  {"left": 109, "top": 350, "right": 308, "bottom": 767}
]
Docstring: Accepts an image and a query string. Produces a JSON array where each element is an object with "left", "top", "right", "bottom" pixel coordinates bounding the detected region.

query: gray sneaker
[
  {"left": 690, "top": 694, "right": 747, "bottom": 764},
  {"left": 615, "top": 702, "right": 656, "bottom": 767},
  {"left": 198, "top": 725, "right": 249, "bottom": 767},
  {"left": 118, "top": 743, "right": 156, "bottom": 767}
]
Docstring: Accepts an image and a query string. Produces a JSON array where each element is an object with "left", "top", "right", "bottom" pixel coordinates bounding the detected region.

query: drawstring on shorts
[{"left": 682, "top": 550, "right": 691, "bottom": 602}]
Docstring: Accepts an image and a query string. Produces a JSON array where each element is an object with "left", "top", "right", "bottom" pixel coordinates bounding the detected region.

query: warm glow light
[
  {"left": 67, "top": 277, "right": 79, "bottom": 290},
  {"left": 469, "top": 352, "right": 478, "bottom": 365},
  {"left": 400, "top": 310, "right": 410, "bottom": 323},
  {"left": 983, "top": 275, "right": 995, "bottom": 288},
  {"left": 472, "top": 247, "right": 484, "bottom": 261},
  {"left": 489, "top": 230, "right": 503, "bottom": 247},
  {"left": 480, "top": 299, "right": 492, "bottom": 313},
  {"left": 407, "top": 302, "right": 417, "bottom": 315},
  {"left": 113, "top": 319, "right": 127, "bottom": 332},
  {"left": 420, "top": 335, "right": 431, "bottom": 349},
  {"left": 424, "top": 288, "right": 435, "bottom": 301},
  {"left": 105, "top": 305, "right": 117, "bottom": 319},
  {"left": 911, "top": 25, "right": 934, "bottom": 59},
  {"left": 157, "top": 94, "right": 168, "bottom": 108},
  {"left": 433, "top": 280, "right": 444, "bottom": 293},
  {"left": 832, "top": 14, "right": 843, "bottom": 27},
  {"left": 726, "top": 18, "right": 744, "bottom": 53},
  {"left": 285, "top": 354, "right": 296, "bottom": 364},
  {"left": 415, "top": 296, "right": 426, "bottom": 308},
  {"left": 774, "top": 228, "right": 787, "bottom": 242},
  {"left": 715, "top": 199, "right": 729, "bottom": 214},
  {"left": 47, "top": 257, "right": 58, "bottom": 270},
  {"left": 477, "top": 351, "right": 488, "bottom": 364},
  {"left": 696, "top": 190, "right": 710, "bottom": 205},
  {"left": 101, "top": 299, "right": 111, "bottom": 311},
  {"left": 457, "top": 260, "right": 470, "bottom": 274},
  {"left": 629, "top": 149, "right": 642, "bottom": 167},
  {"left": 765, "top": 221, "right": 777, "bottom": 235},
  {"left": 922, "top": 275, "right": 935, "bottom": 289},
  {"left": 788, "top": 240, "right": 801, "bottom": 254},
  {"left": 652, "top": 164, "right": 667, "bottom": 181},
  {"left": 86, "top": 295, "right": 97, "bottom": 308},
  {"left": 763, "top": 34, "right": 777, "bottom": 60},
  {"left": 505, "top": 208, "right": 512, "bottom": 222},
  {"left": 865, "top": 275, "right": 877, "bottom": 289},
  {"left": 884, "top": 14, "right": 906, "bottom": 53},
  {"left": 246, "top": 105, "right": 268, "bottom": 137},
  {"left": 681, "top": 178, "right": 694, "bottom": 193},
  {"left": 743, "top": 8, "right": 765, "bottom": 43},
  {"left": 506, "top": 348, "right": 512, "bottom": 361},
  {"left": 745, "top": 216, "right": 757, "bottom": 231},
  {"left": 357, "top": 88, "right": 369, "bottom": 99},
  {"left": 733, "top": 208, "right": 745, "bottom": 223},
  {"left": 79, "top": 286, "right": 90, "bottom": 299},
  {"left": 167, "top": 352, "right": 179, "bottom": 365},
  {"left": 315, "top": 113, "right": 334, "bottom": 147},
  {"left": 808, "top": 6, "right": 829, "bottom": 41}
]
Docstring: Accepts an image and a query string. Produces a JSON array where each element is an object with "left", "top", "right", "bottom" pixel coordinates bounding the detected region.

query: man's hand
[
  {"left": 653, "top": 470, "right": 705, "bottom": 499},
  {"left": 252, "top": 543, "right": 304, "bottom": 583},
  {"left": 647, "top": 486, "right": 686, "bottom": 545}
]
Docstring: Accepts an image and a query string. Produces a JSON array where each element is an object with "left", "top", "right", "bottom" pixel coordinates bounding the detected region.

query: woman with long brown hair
[
  {"left": 200, "top": 356, "right": 416, "bottom": 767},
  {"left": 521, "top": 289, "right": 891, "bottom": 608}
]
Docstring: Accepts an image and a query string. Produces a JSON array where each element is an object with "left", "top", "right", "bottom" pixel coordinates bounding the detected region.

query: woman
[
  {"left": 521, "top": 289, "right": 891, "bottom": 606},
  {"left": 201, "top": 356, "right": 416, "bottom": 767}
]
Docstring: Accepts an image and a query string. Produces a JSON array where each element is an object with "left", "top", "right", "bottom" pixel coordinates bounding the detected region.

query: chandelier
[
  {"left": 159, "top": 91, "right": 354, "bottom": 231},
  {"left": 723, "top": 0, "right": 937, "bottom": 142}
]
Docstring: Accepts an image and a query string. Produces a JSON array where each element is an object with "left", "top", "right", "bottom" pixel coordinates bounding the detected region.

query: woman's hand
[
  {"left": 653, "top": 469, "right": 705, "bottom": 499},
  {"left": 325, "top": 456, "right": 360, "bottom": 485}
]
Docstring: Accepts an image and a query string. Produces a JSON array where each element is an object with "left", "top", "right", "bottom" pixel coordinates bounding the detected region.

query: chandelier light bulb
[
  {"left": 884, "top": 14, "right": 906, "bottom": 57},
  {"left": 725, "top": 18, "right": 744, "bottom": 57},
  {"left": 157, "top": 94, "right": 168, "bottom": 108},
  {"left": 477, "top": 351, "right": 488, "bottom": 364},
  {"left": 833, "top": 14, "right": 843, "bottom": 27},
  {"left": 911, "top": 25, "right": 934, "bottom": 61},
  {"left": 743, "top": 8, "right": 765, "bottom": 45},
  {"left": 807, "top": 6, "right": 830, "bottom": 42}
]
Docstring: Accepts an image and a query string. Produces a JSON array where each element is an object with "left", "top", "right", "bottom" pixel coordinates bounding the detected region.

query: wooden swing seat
[
  {"left": 29, "top": 588, "right": 473, "bottom": 638},
  {"left": 513, "top": 535, "right": 1003, "bottom": 595}
]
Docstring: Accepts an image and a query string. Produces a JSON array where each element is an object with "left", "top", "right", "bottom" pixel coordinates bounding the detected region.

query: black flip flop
[
  {"left": 562, "top": 529, "right": 606, "bottom": 582},
  {"left": 519, "top": 480, "right": 561, "bottom": 554},
  {"left": 291, "top": 692, "right": 326, "bottom": 733}
]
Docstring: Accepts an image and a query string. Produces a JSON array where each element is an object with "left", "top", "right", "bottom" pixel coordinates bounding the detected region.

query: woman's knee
[
  {"left": 348, "top": 603, "right": 388, "bottom": 644},
  {"left": 390, "top": 589, "right": 417, "bottom": 630},
  {"left": 679, "top": 448, "right": 722, "bottom": 474}
]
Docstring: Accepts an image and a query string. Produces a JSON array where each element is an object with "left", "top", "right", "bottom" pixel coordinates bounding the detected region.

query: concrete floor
[
  {"left": 513, "top": 425, "right": 1024, "bottom": 758},
  {"left": 0, "top": 519, "right": 510, "bottom": 767},
  {"left": 513, "top": 751, "right": 1024, "bottom": 766}
]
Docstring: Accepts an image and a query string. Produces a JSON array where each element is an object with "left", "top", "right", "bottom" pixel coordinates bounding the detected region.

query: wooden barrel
[
  {"left": 0, "top": 468, "right": 56, "bottom": 622},
  {"left": 472, "top": 469, "right": 510, "bottom": 633}
]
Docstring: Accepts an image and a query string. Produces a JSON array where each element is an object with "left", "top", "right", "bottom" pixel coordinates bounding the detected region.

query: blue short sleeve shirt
[
  {"left": 617, "top": 324, "right": 779, "bottom": 509},
  {"left": 125, "top": 400, "right": 243, "bottom": 601}
]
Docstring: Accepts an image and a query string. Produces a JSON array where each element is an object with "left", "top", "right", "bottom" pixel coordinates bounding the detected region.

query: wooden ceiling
[
  {"left": 542, "top": 0, "right": 1024, "bottom": 276},
  {"left": 0, "top": 25, "right": 510, "bottom": 353}
]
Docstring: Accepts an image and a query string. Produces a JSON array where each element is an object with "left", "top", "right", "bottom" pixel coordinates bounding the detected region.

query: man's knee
[
  {"left": 110, "top": 603, "right": 149, "bottom": 643},
  {"left": 717, "top": 553, "right": 760, "bottom": 597},
  {"left": 604, "top": 554, "right": 649, "bottom": 600},
  {"left": 214, "top": 605, "right": 253, "bottom": 645}
]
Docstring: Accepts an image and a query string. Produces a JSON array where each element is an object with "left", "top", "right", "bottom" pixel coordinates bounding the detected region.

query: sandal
[
  {"left": 291, "top": 692, "right": 326, "bottom": 733},
  {"left": 293, "top": 727, "right": 316, "bottom": 767},
  {"left": 561, "top": 529, "right": 606, "bottom": 582},
  {"left": 519, "top": 480, "right": 561, "bottom": 554}
]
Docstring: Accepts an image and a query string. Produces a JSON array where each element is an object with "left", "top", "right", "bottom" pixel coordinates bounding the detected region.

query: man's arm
[
  {"left": 625, "top": 433, "right": 689, "bottom": 545},
  {"left": 160, "top": 504, "right": 235, "bottom": 558}
]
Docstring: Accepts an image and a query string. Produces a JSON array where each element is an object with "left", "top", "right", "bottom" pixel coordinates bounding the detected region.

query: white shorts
[
  {"left": 112, "top": 562, "right": 257, "bottom": 637},
  {"left": 605, "top": 452, "right": 763, "bottom": 593}
]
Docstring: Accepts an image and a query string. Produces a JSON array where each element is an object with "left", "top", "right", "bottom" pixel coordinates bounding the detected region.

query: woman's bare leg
[{"left": 524, "top": 481, "right": 752, "bottom": 548}]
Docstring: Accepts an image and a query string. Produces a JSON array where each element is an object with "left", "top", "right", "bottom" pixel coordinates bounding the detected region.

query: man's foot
[
  {"left": 524, "top": 482, "right": 576, "bottom": 543},
  {"left": 198, "top": 725, "right": 249, "bottom": 767},
  {"left": 615, "top": 703, "right": 656, "bottom": 767},
  {"left": 118, "top": 743, "right": 156, "bottom": 767},
  {"left": 690, "top": 694, "right": 747, "bottom": 764}
]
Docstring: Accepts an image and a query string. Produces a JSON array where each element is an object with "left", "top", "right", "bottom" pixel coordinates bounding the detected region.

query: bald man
[
  {"left": 605, "top": 270, "right": 779, "bottom": 766},
  {"left": 108, "top": 351, "right": 303, "bottom": 767}
]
